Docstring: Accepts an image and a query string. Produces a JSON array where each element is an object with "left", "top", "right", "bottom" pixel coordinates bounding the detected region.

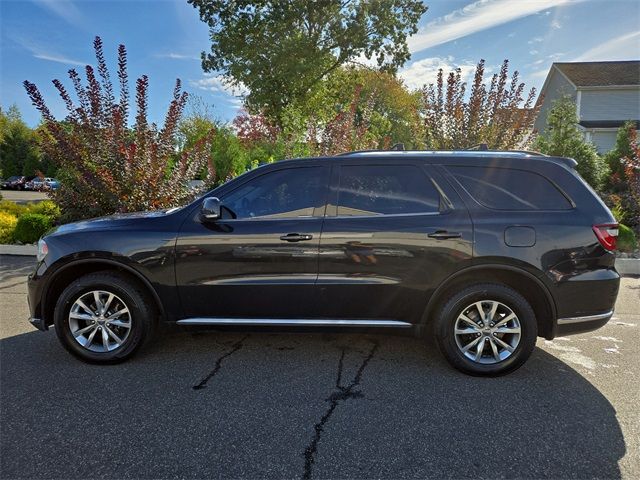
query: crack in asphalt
[
  {"left": 192, "top": 335, "right": 249, "bottom": 390},
  {"left": 302, "top": 342, "right": 378, "bottom": 479}
]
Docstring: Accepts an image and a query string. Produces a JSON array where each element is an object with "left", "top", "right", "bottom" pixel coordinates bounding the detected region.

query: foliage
[
  {"left": 618, "top": 224, "right": 638, "bottom": 252},
  {"left": 0, "top": 105, "right": 50, "bottom": 177},
  {"left": 0, "top": 199, "right": 28, "bottom": 217},
  {"left": 421, "top": 60, "right": 540, "bottom": 150},
  {"left": 12, "top": 213, "right": 52, "bottom": 244},
  {"left": 23, "top": 36, "right": 214, "bottom": 222},
  {"left": 188, "top": 0, "right": 426, "bottom": 125},
  {"left": 622, "top": 126, "right": 640, "bottom": 230},
  {"left": 533, "top": 96, "right": 608, "bottom": 190},
  {"left": 0, "top": 211, "right": 17, "bottom": 244},
  {"left": 602, "top": 121, "right": 636, "bottom": 187},
  {"left": 28, "top": 200, "right": 61, "bottom": 220}
]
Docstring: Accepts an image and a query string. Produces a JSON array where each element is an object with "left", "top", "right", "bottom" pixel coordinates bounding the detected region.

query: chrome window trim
[{"left": 177, "top": 318, "right": 412, "bottom": 327}]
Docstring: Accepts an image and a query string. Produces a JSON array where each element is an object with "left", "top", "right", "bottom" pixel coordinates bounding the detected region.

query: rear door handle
[
  {"left": 280, "top": 233, "right": 314, "bottom": 242},
  {"left": 428, "top": 230, "right": 462, "bottom": 240}
]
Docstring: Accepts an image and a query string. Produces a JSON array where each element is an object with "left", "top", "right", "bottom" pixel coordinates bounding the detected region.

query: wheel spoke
[
  {"left": 474, "top": 302, "right": 486, "bottom": 322},
  {"left": 459, "top": 313, "right": 481, "bottom": 329},
  {"left": 489, "top": 337, "right": 501, "bottom": 361},
  {"left": 496, "top": 326, "right": 521, "bottom": 334},
  {"left": 93, "top": 291, "right": 103, "bottom": 312},
  {"left": 488, "top": 301, "right": 499, "bottom": 323},
  {"left": 494, "top": 312, "right": 516, "bottom": 328},
  {"left": 108, "top": 319, "right": 131, "bottom": 329},
  {"left": 85, "top": 326, "right": 98, "bottom": 348},
  {"left": 69, "top": 312, "right": 94, "bottom": 322},
  {"left": 105, "top": 326, "right": 123, "bottom": 345},
  {"left": 455, "top": 327, "right": 479, "bottom": 335},
  {"left": 73, "top": 324, "right": 96, "bottom": 338},
  {"left": 102, "top": 293, "right": 115, "bottom": 314},
  {"left": 474, "top": 338, "right": 486, "bottom": 361},
  {"left": 101, "top": 327, "right": 110, "bottom": 351},
  {"left": 107, "top": 307, "right": 129, "bottom": 320},
  {"left": 75, "top": 299, "right": 93, "bottom": 315},
  {"left": 493, "top": 336, "right": 515, "bottom": 352},
  {"left": 461, "top": 336, "right": 481, "bottom": 353}
]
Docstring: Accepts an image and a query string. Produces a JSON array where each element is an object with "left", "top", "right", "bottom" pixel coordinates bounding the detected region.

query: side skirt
[{"left": 176, "top": 318, "right": 412, "bottom": 328}]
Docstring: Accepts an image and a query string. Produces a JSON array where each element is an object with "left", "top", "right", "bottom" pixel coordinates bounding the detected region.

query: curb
[
  {"left": 0, "top": 244, "right": 37, "bottom": 256},
  {"left": 0, "top": 244, "right": 638, "bottom": 276}
]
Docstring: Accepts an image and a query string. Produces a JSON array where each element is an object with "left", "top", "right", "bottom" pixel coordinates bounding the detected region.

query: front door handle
[
  {"left": 280, "top": 233, "right": 313, "bottom": 242},
  {"left": 428, "top": 230, "right": 462, "bottom": 240}
]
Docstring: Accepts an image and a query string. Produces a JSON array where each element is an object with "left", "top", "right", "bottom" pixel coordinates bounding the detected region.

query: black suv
[{"left": 27, "top": 151, "right": 620, "bottom": 375}]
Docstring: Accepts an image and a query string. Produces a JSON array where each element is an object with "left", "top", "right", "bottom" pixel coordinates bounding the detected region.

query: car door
[
  {"left": 316, "top": 161, "right": 473, "bottom": 323},
  {"left": 175, "top": 164, "right": 330, "bottom": 319}
]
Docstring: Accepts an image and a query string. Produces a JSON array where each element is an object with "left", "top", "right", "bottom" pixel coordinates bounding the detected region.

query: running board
[{"left": 176, "top": 318, "right": 412, "bottom": 328}]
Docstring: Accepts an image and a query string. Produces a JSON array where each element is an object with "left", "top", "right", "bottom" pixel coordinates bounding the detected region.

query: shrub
[
  {"left": 0, "top": 211, "right": 17, "bottom": 244},
  {"left": 12, "top": 213, "right": 52, "bottom": 244},
  {"left": 28, "top": 200, "right": 61, "bottom": 220},
  {"left": 0, "top": 200, "right": 28, "bottom": 217},
  {"left": 618, "top": 224, "right": 638, "bottom": 252}
]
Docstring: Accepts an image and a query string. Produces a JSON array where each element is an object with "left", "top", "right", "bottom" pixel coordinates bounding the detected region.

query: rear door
[{"left": 316, "top": 161, "right": 473, "bottom": 323}]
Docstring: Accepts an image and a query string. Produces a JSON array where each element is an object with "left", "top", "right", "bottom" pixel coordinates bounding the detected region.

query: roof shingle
[{"left": 554, "top": 61, "right": 640, "bottom": 87}]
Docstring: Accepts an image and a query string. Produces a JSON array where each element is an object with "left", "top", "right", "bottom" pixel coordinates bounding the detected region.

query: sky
[{"left": 1, "top": 0, "right": 639, "bottom": 127}]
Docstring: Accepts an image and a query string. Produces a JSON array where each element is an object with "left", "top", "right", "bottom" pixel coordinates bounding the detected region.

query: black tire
[
  {"left": 434, "top": 283, "right": 537, "bottom": 376},
  {"left": 53, "top": 271, "right": 156, "bottom": 364}
]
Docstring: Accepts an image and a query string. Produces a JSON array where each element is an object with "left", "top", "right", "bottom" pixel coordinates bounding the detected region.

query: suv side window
[
  {"left": 447, "top": 165, "right": 572, "bottom": 210},
  {"left": 337, "top": 165, "right": 440, "bottom": 216},
  {"left": 221, "top": 167, "right": 328, "bottom": 219}
]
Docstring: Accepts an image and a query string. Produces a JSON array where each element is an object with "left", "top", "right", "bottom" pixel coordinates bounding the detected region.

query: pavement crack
[
  {"left": 302, "top": 342, "right": 378, "bottom": 480},
  {"left": 192, "top": 335, "right": 249, "bottom": 390}
]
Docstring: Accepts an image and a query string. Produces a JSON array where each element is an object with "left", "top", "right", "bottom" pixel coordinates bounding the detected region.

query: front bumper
[{"left": 556, "top": 310, "right": 614, "bottom": 336}]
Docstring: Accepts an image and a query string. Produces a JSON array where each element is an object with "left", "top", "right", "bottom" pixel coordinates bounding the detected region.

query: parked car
[
  {"left": 44, "top": 178, "right": 60, "bottom": 190},
  {"left": 27, "top": 150, "right": 620, "bottom": 375},
  {"left": 25, "top": 177, "right": 46, "bottom": 191},
  {"left": 2, "top": 175, "right": 27, "bottom": 190}
]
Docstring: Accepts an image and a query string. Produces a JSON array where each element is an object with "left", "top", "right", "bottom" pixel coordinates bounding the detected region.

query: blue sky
[{"left": 1, "top": 0, "right": 639, "bottom": 127}]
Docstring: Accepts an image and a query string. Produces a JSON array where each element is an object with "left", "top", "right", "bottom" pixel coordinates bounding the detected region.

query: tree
[
  {"left": 533, "top": 96, "right": 608, "bottom": 190},
  {"left": 421, "top": 59, "right": 540, "bottom": 150},
  {"left": 0, "top": 105, "right": 43, "bottom": 177},
  {"left": 188, "top": 0, "right": 427, "bottom": 125},
  {"left": 23, "top": 36, "right": 214, "bottom": 221},
  {"left": 603, "top": 120, "right": 637, "bottom": 187}
]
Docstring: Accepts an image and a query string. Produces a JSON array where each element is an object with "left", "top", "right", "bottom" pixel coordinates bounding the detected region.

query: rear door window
[
  {"left": 447, "top": 166, "right": 572, "bottom": 210},
  {"left": 337, "top": 165, "right": 441, "bottom": 216}
]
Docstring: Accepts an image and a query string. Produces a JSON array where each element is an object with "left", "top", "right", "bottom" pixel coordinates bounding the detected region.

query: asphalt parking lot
[
  {"left": 0, "top": 190, "right": 48, "bottom": 204},
  {"left": 1, "top": 254, "right": 638, "bottom": 479}
]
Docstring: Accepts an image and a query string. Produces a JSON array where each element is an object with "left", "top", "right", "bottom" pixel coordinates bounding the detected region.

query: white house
[{"left": 535, "top": 61, "right": 640, "bottom": 153}]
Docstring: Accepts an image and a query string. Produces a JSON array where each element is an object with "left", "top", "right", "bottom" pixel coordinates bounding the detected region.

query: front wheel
[
  {"left": 54, "top": 272, "right": 156, "bottom": 363},
  {"left": 435, "top": 283, "right": 537, "bottom": 376}
]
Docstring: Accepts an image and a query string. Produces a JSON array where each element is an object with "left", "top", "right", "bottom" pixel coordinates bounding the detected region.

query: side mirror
[{"left": 200, "top": 197, "right": 221, "bottom": 221}]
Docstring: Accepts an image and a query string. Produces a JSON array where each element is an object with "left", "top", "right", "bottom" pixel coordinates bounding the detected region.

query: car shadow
[{"left": 0, "top": 328, "right": 626, "bottom": 479}]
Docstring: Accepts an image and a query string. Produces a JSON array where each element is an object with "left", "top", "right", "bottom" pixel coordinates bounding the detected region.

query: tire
[
  {"left": 434, "top": 283, "right": 537, "bottom": 376},
  {"left": 53, "top": 271, "right": 156, "bottom": 363}
]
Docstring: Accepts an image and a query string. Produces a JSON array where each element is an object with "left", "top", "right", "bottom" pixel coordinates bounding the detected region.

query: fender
[
  {"left": 42, "top": 257, "right": 166, "bottom": 323},
  {"left": 421, "top": 262, "right": 557, "bottom": 324}
]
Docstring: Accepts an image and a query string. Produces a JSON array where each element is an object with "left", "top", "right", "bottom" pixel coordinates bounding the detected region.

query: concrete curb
[
  {"left": 0, "top": 244, "right": 37, "bottom": 256},
  {"left": 0, "top": 243, "right": 638, "bottom": 276}
]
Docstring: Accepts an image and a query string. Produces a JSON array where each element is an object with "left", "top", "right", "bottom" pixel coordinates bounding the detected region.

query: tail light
[{"left": 592, "top": 223, "right": 618, "bottom": 251}]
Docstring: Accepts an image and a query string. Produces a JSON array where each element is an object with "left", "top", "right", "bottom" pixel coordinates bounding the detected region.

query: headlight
[{"left": 37, "top": 238, "right": 49, "bottom": 262}]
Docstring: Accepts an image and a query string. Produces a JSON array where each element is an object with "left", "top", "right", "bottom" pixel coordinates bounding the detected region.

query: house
[{"left": 534, "top": 61, "right": 640, "bottom": 153}]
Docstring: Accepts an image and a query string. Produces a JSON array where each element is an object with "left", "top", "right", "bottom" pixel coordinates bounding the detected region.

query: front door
[{"left": 175, "top": 165, "right": 330, "bottom": 319}]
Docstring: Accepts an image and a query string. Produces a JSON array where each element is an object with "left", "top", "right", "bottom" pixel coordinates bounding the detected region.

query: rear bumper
[{"left": 556, "top": 310, "right": 614, "bottom": 336}]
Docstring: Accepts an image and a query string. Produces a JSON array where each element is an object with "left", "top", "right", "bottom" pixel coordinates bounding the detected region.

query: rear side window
[
  {"left": 337, "top": 165, "right": 440, "bottom": 216},
  {"left": 447, "top": 166, "right": 572, "bottom": 210}
]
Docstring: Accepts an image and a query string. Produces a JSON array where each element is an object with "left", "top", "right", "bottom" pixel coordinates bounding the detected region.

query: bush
[
  {"left": 0, "top": 211, "right": 17, "bottom": 243},
  {"left": 28, "top": 200, "right": 61, "bottom": 219},
  {"left": 0, "top": 200, "right": 28, "bottom": 217},
  {"left": 618, "top": 224, "right": 638, "bottom": 252},
  {"left": 12, "top": 213, "right": 52, "bottom": 244}
]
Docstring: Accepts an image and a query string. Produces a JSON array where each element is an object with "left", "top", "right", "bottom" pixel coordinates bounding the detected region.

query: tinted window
[
  {"left": 222, "top": 167, "right": 328, "bottom": 219},
  {"left": 448, "top": 166, "right": 572, "bottom": 210},
  {"left": 337, "top": 165, "right": 440, "bottom": 216}
]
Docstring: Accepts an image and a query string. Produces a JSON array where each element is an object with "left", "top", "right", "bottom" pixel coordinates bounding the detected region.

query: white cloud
[
  {"left": 407, "top": 0, "right": 579, "bottom": 54},
  {"left": 573, "top": 30, "right": 640, "bottom": 61},
  {"left": 14, "top": 36, "right": 86, "bottom": 66},
  {"left": 529, "top": 49, "right": 539, "bottom": 56},
  {"left": 550, "top": 19, "right": 562, "bottom": 29},
  {"left": 33, "top": 0, "right": 84, "bottom": 27},
  {"left": 155, "top": 52, "right": 200, "bottom": 61},
  {"left": 33, "top": 53, "right": 86, "bottom": 66},
  {"left": 528, "top": 36, "right": 544, "bottom": 45},
  {"left": 399, "top": 56, "right": 477, "bottom": 90},
  {"left": 189, "top": 74, "right": 248, "bottom": 97}
]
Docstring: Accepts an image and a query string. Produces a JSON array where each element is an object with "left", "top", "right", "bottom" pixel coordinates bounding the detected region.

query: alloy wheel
[
  {"left": 453, "top": 300, "right": 521, "bottom": 364},
  {"left": 68, "top": 290, "right": 132, "bottom": 353}
]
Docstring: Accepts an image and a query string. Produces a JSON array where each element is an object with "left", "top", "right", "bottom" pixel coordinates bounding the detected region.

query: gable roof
[{"left": 553, "top": 61, "right": 640, "bottom": 87}]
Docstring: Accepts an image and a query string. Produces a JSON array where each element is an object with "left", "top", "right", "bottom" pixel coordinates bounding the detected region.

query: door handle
[
  {"left": 428, "top": 230, "right": 462, "bottom": 240},
  {"left": 280, "top": 233, "right": 314, "bottom": 242}
]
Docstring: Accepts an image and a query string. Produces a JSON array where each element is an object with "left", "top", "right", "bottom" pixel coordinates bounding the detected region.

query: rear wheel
[
  {"left": 54, "top": 272, "right": 156, "bottom": 363},
  {"left": 435, "top": 283, "right": 537, "bottom": 376}
]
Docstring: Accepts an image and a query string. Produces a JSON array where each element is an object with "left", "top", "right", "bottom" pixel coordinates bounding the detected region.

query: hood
[{"left": 50, "top": 208, "right": 179, "bottom": 235}]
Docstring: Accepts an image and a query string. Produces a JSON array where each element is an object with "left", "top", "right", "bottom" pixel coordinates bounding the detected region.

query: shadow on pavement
[{"left": 0, "top": 327, "right": 626, "bottom": 479}]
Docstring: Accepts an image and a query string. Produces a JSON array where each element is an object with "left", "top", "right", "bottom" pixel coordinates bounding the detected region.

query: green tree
[
  {"left": 0, "top": 105, "right": 43, "bottom": 177},
  {"left": 188, "top": 0, "right": 427, "bottom": 126},
  {"left": 533, "top": 96, "right": 608, "bottom": 190},
  {"left": 602, "top": 120, "right": 636, "bottom": 186}
]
